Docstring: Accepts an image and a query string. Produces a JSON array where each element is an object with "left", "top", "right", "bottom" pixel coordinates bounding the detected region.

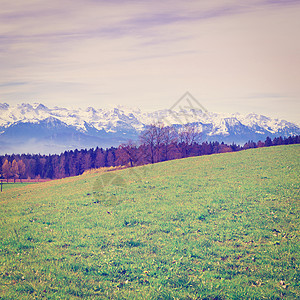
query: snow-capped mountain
[{"left": 0, "top": 102, "right": 299, "bottom": 154}]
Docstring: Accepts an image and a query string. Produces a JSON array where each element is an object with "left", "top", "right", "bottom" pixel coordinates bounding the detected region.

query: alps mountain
[{"left": 0, "top": 103, "right": 299, "bottom": 154}]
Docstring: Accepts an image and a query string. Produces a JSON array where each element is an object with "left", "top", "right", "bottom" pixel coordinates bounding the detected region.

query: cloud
[
  {"left": 0, "top": 82, "right": 27, "bottom": 87},
  {"left": 263, "top": 0, "right": 300, "bottom": 6},
  {"left": 0, "top": 0, "right": 299, "bottom": 123},
  {"left": 2, "top": 0, "right": 297, "bottom": 39}
]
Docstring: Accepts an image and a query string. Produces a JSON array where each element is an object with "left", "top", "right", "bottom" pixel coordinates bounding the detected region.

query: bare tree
[
  {"left": 140, "top": 124, "right": 157, "bottom": 164},
  {"left": 154, "top": 123, "right": 166, "bottom": 163},
  {"left": 11, "top": 159, "right": 19, "bottom": 183},
  {"left": 140, "top": 123, "right": 172, "bottom": 164},
  {"left": 161, "top": 126, "right": 178, "bottom": 161},
  {"left": 178, "top": 124, "right": 202, "bottom": 157},
  {"left": 17, "top": 160, "right": 26, "bottom": 183},
  {"left": 116, "top": 140, "right": 137, "bottom": 167}
]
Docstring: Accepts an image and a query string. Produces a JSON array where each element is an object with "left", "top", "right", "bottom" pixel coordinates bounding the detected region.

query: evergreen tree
[
  {"left": 95, "top": 148, "right": 106, "bottom": 168},
  {"left": 106, "top": 149, "right": 115, "bottom": 167},
  {"left": 83, "top": 152, "right": 92, "bottom": 171},
  {"left": 45, "top": 156, "right": 54, "bottom": 179},
  {"left": 265, "top": 137, "right": 273, "bottom": 147},
  {"left": 68, "top": 153, "right": 77, "bottom": 177},
  {"left": 58, "top": 155, "right": 66, "bottom": 178},
  {"left": 17, "top": 160, "right": 26, "bottom": 182}
]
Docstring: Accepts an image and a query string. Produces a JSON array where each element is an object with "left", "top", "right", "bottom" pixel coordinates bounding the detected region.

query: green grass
[
  {"left": 0, "top": 145, "right": 299, "bottom": 299},
  {"left": 0, "top": 182, "right": 34, "bottom": 192}
]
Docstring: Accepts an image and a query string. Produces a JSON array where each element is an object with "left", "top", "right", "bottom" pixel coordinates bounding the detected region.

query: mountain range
[{"left": 0, "top": 102, "right": 299, "bottom": 155}]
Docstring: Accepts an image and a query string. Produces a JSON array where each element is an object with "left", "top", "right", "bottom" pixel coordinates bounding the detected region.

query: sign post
[{"left": 0, "top": 174, "right": 3, "bottom": 192}]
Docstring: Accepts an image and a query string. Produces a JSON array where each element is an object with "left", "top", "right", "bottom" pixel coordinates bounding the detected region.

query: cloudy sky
[{"left": 0, "top": 0, "right": 299, "bottom": 123}]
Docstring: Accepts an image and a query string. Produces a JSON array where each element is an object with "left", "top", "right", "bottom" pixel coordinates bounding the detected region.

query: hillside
[{"left": 0, "top": 145, "right": 299, "bottom": 299}]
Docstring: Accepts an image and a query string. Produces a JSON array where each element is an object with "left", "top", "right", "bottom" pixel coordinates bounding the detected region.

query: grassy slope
[
  {"left": 0, "top": 183, "right": 35, "bottom": 192},
  {"left": 0, "top": 145, "right": 299, "bottom": 299}
]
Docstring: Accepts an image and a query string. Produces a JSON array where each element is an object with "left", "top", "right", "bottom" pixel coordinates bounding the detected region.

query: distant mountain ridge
[{"left": 0, "top": 102, "right": 299, "bottom": 154}]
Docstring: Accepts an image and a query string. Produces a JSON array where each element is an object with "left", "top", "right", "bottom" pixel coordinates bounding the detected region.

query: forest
[{"left": 1, "top": 124, "right": 299, "bottom": 182}]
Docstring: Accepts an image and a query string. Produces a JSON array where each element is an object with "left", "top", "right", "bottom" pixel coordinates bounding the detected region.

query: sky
[{"left": 0, "top": 0, "right": 300, "bottom": 123}]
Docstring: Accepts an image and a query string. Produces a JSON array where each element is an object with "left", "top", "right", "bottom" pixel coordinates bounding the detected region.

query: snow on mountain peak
[
  {"left": 0, "top": 103, "right": 9, "bottom": 110},
  {"left": 33, "top": 103, "right": 49, "bottom": 110},
  {"left": 0, "top": 102, "right": 298, "bottom": 137}
]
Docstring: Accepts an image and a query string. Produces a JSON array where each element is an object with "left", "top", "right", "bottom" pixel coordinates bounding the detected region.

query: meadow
[
  {"left": 0, "top": 183, "right": 34, "bottom": 192},
  {"left": 0, "top": 145, "right": 299, "bottom": 299}
]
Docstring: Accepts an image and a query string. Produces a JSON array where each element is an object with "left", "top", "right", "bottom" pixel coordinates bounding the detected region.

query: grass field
[
  {"left": 0, "top": 183, "right": 35, "bottom": 192},
  {"left": 0, "top": 145, "right": 299, "bottom": 299}
]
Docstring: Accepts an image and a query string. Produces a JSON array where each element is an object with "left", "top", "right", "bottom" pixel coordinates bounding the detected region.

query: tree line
[{"left": 1, "top": 124, "right": 299, "bottom": 181}]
